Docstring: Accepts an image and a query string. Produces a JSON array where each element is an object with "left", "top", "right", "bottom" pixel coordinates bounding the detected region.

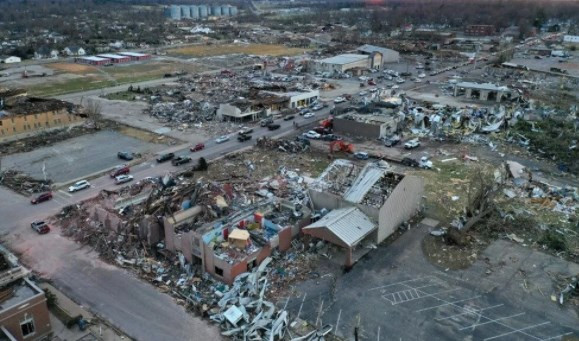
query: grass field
[
  {"left": 30, "top": 61, "right": 212, "bottom": 97},
  {"left": 167, "top": 44, "right": 310, "bottom": 58}
]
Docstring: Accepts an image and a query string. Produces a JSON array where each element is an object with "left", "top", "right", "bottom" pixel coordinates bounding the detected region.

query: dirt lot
[
  {"left": 167, "top": 43, "right": 310, "bottom": 58},
  {"left": 49, "top": 63, "right": 99, "bottom": 74}
]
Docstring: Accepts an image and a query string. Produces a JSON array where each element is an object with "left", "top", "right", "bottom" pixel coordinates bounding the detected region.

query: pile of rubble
[
  {"left": 0, "top": 170, "right": 52, "bottom": 194},
  {"left": 256, "top": 137, "right": 310, "bottom": 153}
]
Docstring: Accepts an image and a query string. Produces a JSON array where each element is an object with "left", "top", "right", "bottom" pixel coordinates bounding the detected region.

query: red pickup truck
[{"left": 110, "top": 165, "right": 130, "bottom": 178}]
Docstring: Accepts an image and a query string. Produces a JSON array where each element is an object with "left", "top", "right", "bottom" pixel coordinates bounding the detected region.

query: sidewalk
[{"left": 38, "top": 282, "right": 130, "bottom": 341}]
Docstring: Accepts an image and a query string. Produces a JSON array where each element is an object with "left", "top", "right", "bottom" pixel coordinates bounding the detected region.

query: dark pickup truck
[
  {"left": 237, "top": 134, "right": 252, "bottom": 142},
  {"left": 156, "top": 153, "right": 175, "bottom": 163},
  {"left": 171, "top": 156, "right": 192, "bottom": 166},
  {"left": 267, "top": 123, "right": 281, "bottom": 130}
]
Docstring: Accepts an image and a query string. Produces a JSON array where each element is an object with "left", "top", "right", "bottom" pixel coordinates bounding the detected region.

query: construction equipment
[
  {"left": 319, "top": 117, "right": 333, "bottom": 130},
  {"left": 329, "top": 140, "right": 354, "bottom": 154}
]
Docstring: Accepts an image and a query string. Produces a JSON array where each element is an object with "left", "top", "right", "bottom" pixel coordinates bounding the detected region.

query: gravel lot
[{"left": 2, "top": 130, "right": 165, "bottom": 183}]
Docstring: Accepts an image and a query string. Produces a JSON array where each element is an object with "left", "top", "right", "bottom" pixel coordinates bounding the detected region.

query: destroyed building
[
  {"left": 164, "top": 198, "right": 311, "bottom": 284},
  {"left": 334, "top": 111, "right": 400, "bottom": 139},
  {"left": 0, "top": 246, "right": 52, "bottom": 341},
  {"left": 453, "top": 82, "right": 513, "bottom": 103},
  {"left": 305, "top": 160, "right": 424, "bottom": 266},
  {"left": 0, "top": 93, "right": 83, "bottom": 142}
]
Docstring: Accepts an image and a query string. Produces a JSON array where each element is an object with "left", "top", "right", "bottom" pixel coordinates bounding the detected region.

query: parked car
[
  {"left": 68, "top": 180, "right": 90, "bottom": 193},
  {"left": 156, "top": 153, "right": 175, "bottom": 163},
  {"left": 238, "top": 128, "right": 253, "bottom": 135},
  {"left": 299, "top": 108, "right": 310, "bottom": 115},
  {"left": 359, "top": 91, "right": 368, "bottom": 96},
  {"left": 31, "top": 221, "right": 50, "bottom": 234},
  {"left": 237, "top": 134, "right": 252, "bottom": 142},
  {"left": 31, "top": 192, "right": 52, "bottom": 204},
  {"left": 171, "top": 156, "right": 192, "bottom": 166},
  {"left": 304, "top": 131, "right": 321, "bottom": 139},
  {"left": 419, "top": 156, "right": 433, "bottom": 169},
  {"left": 334, "top": 97, "right": 346, "bottom": 103},
  {"left": 312, "top": 104, "right": 324, "bottom": 111},
  {"left": 260, "top": 118, "right": 273, "bottom": 127},
  {"left": 283, "top": 115, "right": 295, "bottom": 121},
  {"left": 367, "top": 79, "right": 376, "bottom": 86},
  {"left": 215, "top": 135, "right": 230, "bottom": 144},
  {"left": 384, "top": 135, "right": 401, "bottom": 147},
  {"left": 110, "top": 165, "right": 130, "bottom": 178},
  {"left": 396, "top": 78, "right": 405, "bottom": 84},
  {"left": 322, "top": 134, "right": 341, "bottom": 141},
  {"left": 115, "top": 174, "right": 134, "bottom": 184},
  {"left": 354, "top": 152, "right": 369, "bottom": 160},
  {"left": 190, "top": 143, "right": 205, "bottom": 152},
  {"left": 117, "top": 151, "right": 134, "bottom": 161},
  {"left": 304, "top": 112, "right": 315, "bottom": 119},
  {"left": 404, "top": 139, "right": 421, "bottom": 149},
  {"left": 267, "top": 123, "right": 281, "bottom": 130}
]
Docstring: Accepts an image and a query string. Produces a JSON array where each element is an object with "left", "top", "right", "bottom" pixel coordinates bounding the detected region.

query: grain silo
[
  {"left": 211, "top": 5, "right": 222, "bottom": 16},
  {"left": 229, "top": 6, "right": 238, "bottom": 16},
  {"left": 181, "top": 6, "right": 191, "bottom": 19},
  {"left": 170, "top": 5, "right": 181, "bottom": 20},
  {"left": 190, "top": 5, "right": 199, "bottom": 19},
  {"left": 198, "top": 5, "right": 208, "bottom": 18},
  {"left": 221, "top": 5, "right": 230, "bottom": 16}
]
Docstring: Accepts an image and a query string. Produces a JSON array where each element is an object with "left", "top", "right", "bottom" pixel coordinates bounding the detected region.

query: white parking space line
[
  {"left": 540, "top": 332, "right": 574, "bottom": 340},
  {"left": 417, "top": 295, "right": 482, "bottom": 312},
  {"left": 57, "top": 190, "right": 72, "bottom": 198},
  {"left": 435, "top": 304, "right": 504, "bottom": 321},
  {"left": 483, "top": 322, "right": 550, "bottom": 341},
  {"left": 383, "top": 288, "right": 459, "bottom": 305},
  {"left": 368, "top": 276, "right": 436, "bottom": 291},
  {"left": 335, "top": 309, "right": 342, "bottom": 334},
  {"left": 458, "top": 313, "right": 526, "bottom": 331}
]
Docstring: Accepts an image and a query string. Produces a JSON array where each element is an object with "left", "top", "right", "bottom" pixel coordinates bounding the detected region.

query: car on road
[
  {"left": 396, "top": 78, "right": 405, "bottom": 84},
  {"left": 117, "top": 151, "right": 134, "bottom": 161},
  {"left": 304, "top": 112, "right": 315, "bottom": 119},
  {"left": 260, "top": 118, "right": 273, "bottom": 127},
  {"left": 110, "top": 165, "right": 130, "bottom": 178},
  {"left": 384, "top": 135, "right": 401, "bottom": 147},
  {"left": 303, "top": 131, "right": 321, "bottom": 139},
  {"left": 334, "top": 97, "right": 346, "bottom": 103},
  {"left": 115, "top": 174, "right": 134, "bottom": 184},
  {"left": 299, "top": 108, "right": 310, "bottom": 115},
  {"left": 237, "top": 134, "right": 252, "bottom": 142},
  {"left": 190, "top": 143, "right": 205, "bottom": 152},
  {"left": 359, "top": 91, "right": 368, "bottom": 96},
  {"left": 267, "top": 123, "right": 281, "bottom": 130},
  {"left": 312, "top": 104, "right": 324, "bottom": 111},
  {"left": 322, "top": 134, "right": 341, "bottom": 141},
  {"left": 404, "top": 139, "right": 421, "bottom": 149},
  {"left": 215, "top": 135, "right": 230, "bottom": 144},
  {"left": 418, "top": 73, "right": 426, "bottom": 78},
  {"left": 31, "top": 220, "right": 50, "bottom": 234},
  {"left": 68, "top": 180, "right": 90, "bottom": 193},
  {"left": 283, "top": 115, "right": 295, "bottom": 121},
  {"left": 238, "top": 128, "right": 253, "bottom": 135},
  {"left": 391, "top": 85, "right": 399, "bottom": 89},
  {"left": 156, "top": 153, "right": 175, "bottom": 163},
  {"left": 31, "top": 192, "right": 53, "bottom": 205},
  {"left": 354, "top": 152, "right": 369, "bottom": 160},
  {"left": 171, "top": 156, "right": 192, "bottom": 166}
]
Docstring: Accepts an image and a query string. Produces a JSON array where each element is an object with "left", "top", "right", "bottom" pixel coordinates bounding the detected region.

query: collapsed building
[
  {"left": 0, "top": 90, "right": 83, "bottom": 142},
  {"left": 453, "top": 82, "right": 514, "bottom": 103},
  {"left": 305, "top": 160, "right": 424, "bottom": 267}
]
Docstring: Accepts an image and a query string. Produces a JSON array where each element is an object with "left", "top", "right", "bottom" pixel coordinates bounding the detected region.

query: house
[
  {"left": 34, "top": 46, "right": 59, "bottom": 59},
  {"left": 0, "top": 56, "right": 21, "bottom": 64},
  {"left": 62, "top": 46, "right": 86, "bottom": 56},
  {"left": 0, "top": 246, "right": 52, "bottom": 340},
  {"left": 0, "top": 95, "right": 84, "bottom": 142},
  {"left": 356, "top": 44, "right": 400, "bottom": 67}
]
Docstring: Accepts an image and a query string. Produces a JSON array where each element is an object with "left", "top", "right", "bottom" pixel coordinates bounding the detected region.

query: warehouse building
[
  {"left": 97, "top": 54, "right": 131, "bottom": 64},
  {"left": 75, "top": 56, "right": 110, "bottom": 66},
  {"left": 315, "top": 54, "right": 370, "bottom": 74},
  {"left": 119, "top": 52, "right": 152, "bottom": 61},
  {"left": 356, "top": 44, "right": 400, "bottom": 67}
]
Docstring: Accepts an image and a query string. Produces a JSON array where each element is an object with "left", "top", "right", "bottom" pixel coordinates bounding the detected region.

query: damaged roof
[
  {"left": 343, "top": 163, "right": 388, "bottom": 203},
  {"left": 303, "top": 207, "right": 376, "bottom": 247}
]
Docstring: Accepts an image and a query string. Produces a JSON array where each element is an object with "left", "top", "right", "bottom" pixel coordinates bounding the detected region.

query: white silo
[
  {"left": 221, "top": 5, "right": 230, "bottom": 16},
  {"left": 229, "top": 6, "right": 238, "bottom": 16},
  {"left": 199, "top": 5, "right": 208, "bottom": 18},
  {"left": 190, "top": 5, "right": 199, "bottom": 19},
  {"left": 181, "top": 6, "right": 191, "bottom": 19}
]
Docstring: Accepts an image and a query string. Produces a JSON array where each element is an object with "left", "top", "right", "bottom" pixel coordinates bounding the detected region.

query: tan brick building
[{"left": 0, "top": 91, "right": 83, "bottom": 142}]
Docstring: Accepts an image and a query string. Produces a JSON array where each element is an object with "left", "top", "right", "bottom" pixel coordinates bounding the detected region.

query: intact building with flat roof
[
  {"left": 97, "top": 54, "right": 131, "bottom": 63},
  {"left": 356, "top": 44, "right": 400, "bottom": 67},
  {"left": 75, "top": 56, "right": 110, "bottom": 65},
  {"left": 315, "top": 54, "right": 370, "bottom": 74},
  {"left": 118, "top": 52, "right": 152, "bottom": 61}
]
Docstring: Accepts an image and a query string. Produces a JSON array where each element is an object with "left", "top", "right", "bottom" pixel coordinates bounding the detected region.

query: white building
[
  {"left": 1, "top": 56, "right": 21, "bottom": 64},
  {"left": 356, "top": 44, "right": 400, "bottom": 67},
  {"left": 315, "top": 54, "right": 370, "bottom": 74},
  {"left": 563, "top": 35, "right": 579, "bottom": 44},
  {"left": 263, "top": 90, "right": 320, "bottom": 109}
]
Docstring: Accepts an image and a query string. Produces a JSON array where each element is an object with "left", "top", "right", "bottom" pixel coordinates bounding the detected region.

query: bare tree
[{"left": 84, "top": 99, "right": 103, "bottom": 129}]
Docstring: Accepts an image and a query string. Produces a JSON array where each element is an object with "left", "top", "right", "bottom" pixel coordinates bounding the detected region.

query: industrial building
[
  {"left": 118, "top": 52, "right": 152, "bottom": 61},
  {"left": 314, "top": 54, "right": 370, "bottom": 74},
  {"left": 356, "top": 44, "right": 400, "bottom": 67},
  {"left": 165, "top": 4, "right": 238, "bottom": 20},
  {"left": 75, "top": 56, "right": 110, "bottom": 66},
  {"left": 97, "top": 54, "right": 131, "bottom": 64},
  {"left": 0, "top": 92, "right": 84, "bottom": 142}
]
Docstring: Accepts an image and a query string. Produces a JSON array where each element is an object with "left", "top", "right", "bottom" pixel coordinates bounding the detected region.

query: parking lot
[
  {"left": 281, "top": 230, "right": 579, "bottom": 340},
  {"left": 2, "top": 130, "right": 166, "bottom": 183}
]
